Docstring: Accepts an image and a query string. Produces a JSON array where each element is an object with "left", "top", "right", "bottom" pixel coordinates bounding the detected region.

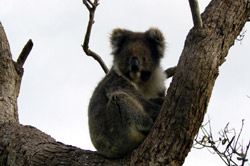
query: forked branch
[
  {"left": 82, "top": 0, "right": 109, "bottom": 74},
  {"left": 188, "top": 0, "right": 203, "bottom": 28}
]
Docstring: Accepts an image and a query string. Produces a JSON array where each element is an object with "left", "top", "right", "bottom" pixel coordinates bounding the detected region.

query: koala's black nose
[{"left": 131, "top": 57, "right": 139, "bottom": 72}]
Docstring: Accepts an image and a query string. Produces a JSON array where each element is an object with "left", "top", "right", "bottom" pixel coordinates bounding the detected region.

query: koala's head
[{"left": 110, "top": 28, "right": 166, "bottom": 83}]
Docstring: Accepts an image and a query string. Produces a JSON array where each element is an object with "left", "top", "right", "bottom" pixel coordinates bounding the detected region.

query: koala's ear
[
  {"left": 110, "top": 28, "right": 129, "bottom": 54},
  {"left": 146, "top": 28, "right": 166, "bottom": 58}
]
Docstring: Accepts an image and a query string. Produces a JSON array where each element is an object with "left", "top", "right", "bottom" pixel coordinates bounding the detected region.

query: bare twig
[
  {"left": 17, "top": 39, "right": 33, "bottom": 67},
  {"left": 235, "top": 120, "right": 245, "bottom": 152},
  {"left": 82, "top": 0, "right": 109, "bottom": 74},
  {"left": 194, "top": 120, "right": 250, "bottom": 166},
  {"left": 242, "top": 141, "right": 250, "bottom": 166},
  {"left": 188, "top": 0, "right": 203, "bottom": 28},
  {"left": 82, "top": 0, "right": 91, "bottom": 10}
]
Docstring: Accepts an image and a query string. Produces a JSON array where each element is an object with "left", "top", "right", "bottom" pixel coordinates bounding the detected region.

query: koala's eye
[{"left": 142, "top": 57, "right": 146, "bottom": 62}]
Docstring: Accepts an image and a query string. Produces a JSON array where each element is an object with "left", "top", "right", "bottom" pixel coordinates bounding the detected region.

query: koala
[{"left": 88, "top": 28, "right": 167, "bottom": 158}]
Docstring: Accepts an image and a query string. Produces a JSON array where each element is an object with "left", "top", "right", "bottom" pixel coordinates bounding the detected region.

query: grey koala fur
[{"left": 88, "top": 28, "right": 167, "bottom": 158}]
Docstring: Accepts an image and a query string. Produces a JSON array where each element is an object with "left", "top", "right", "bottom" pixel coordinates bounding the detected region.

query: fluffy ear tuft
[
  {"left": 110, "top": 28, "right": 129, "bottom": 54},
  {"left": 146, "top": 28, "right": 166, "bottom": 58}
]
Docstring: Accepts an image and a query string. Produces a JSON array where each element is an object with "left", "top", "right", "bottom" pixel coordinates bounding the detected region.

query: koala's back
[{"left": 88, "top": 70, "right": 150, "bottom": 158}]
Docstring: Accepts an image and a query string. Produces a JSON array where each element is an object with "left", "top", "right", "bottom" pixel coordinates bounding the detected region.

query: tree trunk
[
  {"left": 130, "top": 1, "right": 250, "bottom": 165},
  {"left": 1, "top": 0, "right": 249, "bottom": 165},
  {"left": 0, "top": 23, "right": 21, "bottom": 124}
]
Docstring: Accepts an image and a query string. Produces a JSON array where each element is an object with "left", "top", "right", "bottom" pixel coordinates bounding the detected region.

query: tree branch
[
  {"left": 1, "top": 0, "right": 250, "bottom": 165},
  {"left": 131, "top": 0, "right": 250, "bottom": 165},
  {"left": 194, "top": 120, "right": 250, "bottom": 166},
  {"left": 188, "top": 0, "right": 203, "bottom": 28},
  {"left": 165, "top": 66, "right": 176, "bottom": 78},
  {"left": 0, "top": 123, "right": 129, "bottom": 166},
  {"left": 0, "top": 22, "right": 21, "bottom": 123},
  {"left": 17, "top": 39, "right": 33, "bottom": 67},
  {"left": 82, "top": 0, "right": 109, "bottom": 74}
]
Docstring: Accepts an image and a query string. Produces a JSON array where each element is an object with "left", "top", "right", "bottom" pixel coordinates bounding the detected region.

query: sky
[{"left": 1, "top": 0, "right": 250, "bottom": 165}]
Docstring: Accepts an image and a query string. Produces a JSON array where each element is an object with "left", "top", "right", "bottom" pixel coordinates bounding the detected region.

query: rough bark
[
  {"left": 131, "top": 0, "right": 250, "bottom": 165},
  {"left": 0, "top": 0, "right": 250, "bottom": 166},
  {"left": 0, "top": 22, "right": 22, "bottom": 124}
]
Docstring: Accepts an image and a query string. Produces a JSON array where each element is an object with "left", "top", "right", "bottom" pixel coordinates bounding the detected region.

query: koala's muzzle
[{"left": 131, "top": 57, "right": 139, "bottom": 73}]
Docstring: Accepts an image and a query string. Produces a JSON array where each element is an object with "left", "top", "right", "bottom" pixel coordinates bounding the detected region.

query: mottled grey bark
[
  {"left": 131, "top": 0, "right": 250, "bottom": 165},
  {"left": 0, "top": 22, "right": 21, "bottom": 124},
  {"left": 0, "top": 0, "right": 250, "bottom": 165}
]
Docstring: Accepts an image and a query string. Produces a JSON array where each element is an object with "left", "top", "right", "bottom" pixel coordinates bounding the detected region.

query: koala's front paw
[{"left": 107, "top": 91, "right": 128, "bottom": 102}]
